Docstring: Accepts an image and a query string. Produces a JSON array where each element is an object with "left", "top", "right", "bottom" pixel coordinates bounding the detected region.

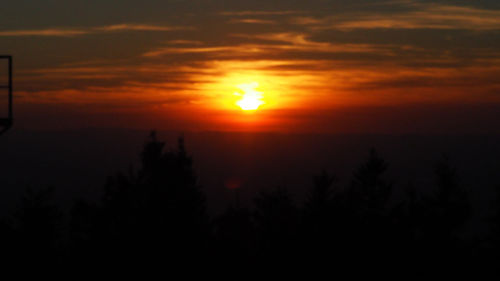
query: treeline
[{"left": 0, "top": 131, "right": 499, "bottom": 274}]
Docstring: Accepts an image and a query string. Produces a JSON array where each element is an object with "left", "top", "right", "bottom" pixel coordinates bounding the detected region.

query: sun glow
[{"left": 235, "top": 82, "right": 265, "bottom": 111}]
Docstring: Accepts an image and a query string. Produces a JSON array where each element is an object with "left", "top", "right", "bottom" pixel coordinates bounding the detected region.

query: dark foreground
[{"left": 0, "top": 131, "right": 499, "bottom": 276}]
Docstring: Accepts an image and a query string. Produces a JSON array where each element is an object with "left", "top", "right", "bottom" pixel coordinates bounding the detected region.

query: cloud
[
  {"left": 292, "top": 4, "right": 500, "bottom": 31},
  {"left": 96, "top": 24, "right": 187, "bottom": 32},
  {"left": 143, "top": 32, "right": 396, "bottom": 58},
  {"left": 220, "top": 10, "right": 299, "bottom": 16},
  {"left": 228, "top": 18, "right": 276, "bottom": 24},
  {"left": 6, "top": 1, "right": 500, "bottom": 122},
  {"left": 0, "top": 29, "right": 89, "bottom": 37},
  {"left": 0, "top": 24, "right": 189, "bottom": 37},
  {"left": 289, "top": 17, "right": 324, "bottom": 25},
  {"left": 142, "top": 46, "right": 257, "bottom": 57},
  {"left": 167, "top": 40, "right": 203, "bottom": 45}
]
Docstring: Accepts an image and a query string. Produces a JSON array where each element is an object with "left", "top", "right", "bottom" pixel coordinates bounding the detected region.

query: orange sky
[{"left": 1, "top": 0, "right": 500, "bottom": 133}]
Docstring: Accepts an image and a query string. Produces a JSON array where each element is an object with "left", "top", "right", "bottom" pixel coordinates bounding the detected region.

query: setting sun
[{"left": 235, "top": 82, "right": 265, "bottom": 111}]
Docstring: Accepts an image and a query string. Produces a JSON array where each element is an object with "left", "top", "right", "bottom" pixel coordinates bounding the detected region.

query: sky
[{"left": 1, "top": 0, "right": 500, "bottom": 133}]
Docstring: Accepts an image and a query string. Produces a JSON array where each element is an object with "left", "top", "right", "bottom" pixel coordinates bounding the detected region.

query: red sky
[{"left": 1, "top": 0, "right": 500, "bottom": 133}]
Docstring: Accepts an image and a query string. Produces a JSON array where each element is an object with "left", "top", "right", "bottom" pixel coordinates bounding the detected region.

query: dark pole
[
  {"left": 0, "top": 55, "right": 13, "bottom": 136},
  {"left": 8, "top": 56, "right": 12, "bottom": 122}
]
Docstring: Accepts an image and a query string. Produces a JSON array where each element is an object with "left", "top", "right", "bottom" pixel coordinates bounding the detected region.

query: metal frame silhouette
[{"left": 0, "top": 55, "right": 12, "bottom": 136}]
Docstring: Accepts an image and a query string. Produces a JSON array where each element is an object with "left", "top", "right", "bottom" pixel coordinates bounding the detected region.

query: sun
[{"left": 235, "top": 82, "right": 265, "bottom": 111}]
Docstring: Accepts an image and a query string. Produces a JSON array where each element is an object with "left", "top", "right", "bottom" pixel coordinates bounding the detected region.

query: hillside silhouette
[{"left": 0, "top": 131, "right": 499, "bottom": 275}]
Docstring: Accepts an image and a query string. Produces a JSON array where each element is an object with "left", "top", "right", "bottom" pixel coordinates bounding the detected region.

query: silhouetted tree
[
  {"left": 0, "top": 218, "right": 16, "bottom": 268},
  {"left": 87, "top": 131, "right": 210, "bottom": 268},
  {"left": 302, "top": 170, "right": 339, "bottom": 256},
  {"left": 68, "top": 198, "right": 101, "bottom": 268},
  {"left": 13, "top": 187, "right": 63, "bottom": 269},
  {"left": 417, "top": 155, "right": 470, "bottom": 271},
  {"left": 491, "top": 184, "right": 500, "bottom": 236},
  {"left": 253, "top": 187, "right": 298, "bottom": 264},
  {"left": 0, "top": 131, "right": 489, "bottom": 274},
  {"left": 429, "top": 155, "right": 469, "bottom": 238},
  {"left": 345, "top": 148, "right": 394, "bottom": 263},
  {"left": 350, "top": 148, "right": 392, "bottom": 213},
  {"left": 213, "top": 206, "right": 255, "bottom": 266},
  {"left": 304, "top": 170, "right": 337, "bottom": 217}
]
